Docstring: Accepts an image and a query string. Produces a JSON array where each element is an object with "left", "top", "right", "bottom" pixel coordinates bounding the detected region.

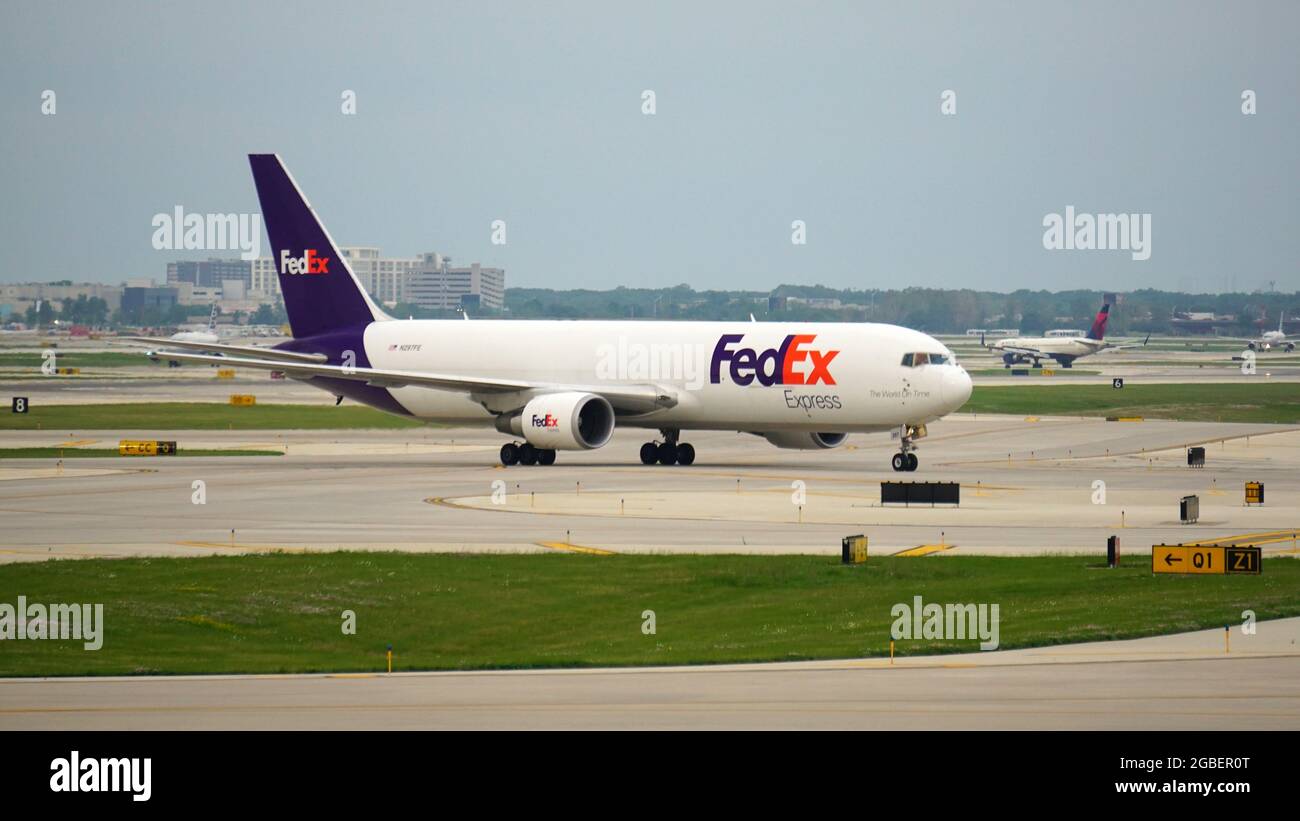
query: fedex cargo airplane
[
  {"left": 981, "top": 302, "right": 1148, "bottom": 368},
  {"left": 132, "top": 155, "right": 972, "bottom": 472}
]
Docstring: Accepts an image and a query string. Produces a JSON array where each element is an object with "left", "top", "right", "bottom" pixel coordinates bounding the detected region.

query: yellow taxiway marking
[
  {"left": 55, "top": 439, "right": 100, "bottom": 448},
  {"left": 893, "top": 543, "right": 957, "bottom": 557},
  {"left": 1182, "top": 530, "right": 1300, "bottom": 548},
  {"left": 535, "top": 541, "right": 617, "bottom": 556}
]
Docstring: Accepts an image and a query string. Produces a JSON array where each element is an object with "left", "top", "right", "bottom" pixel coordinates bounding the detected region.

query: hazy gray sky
[{"left": 2, "top": 1, "right": 1296, "bottom": 293}]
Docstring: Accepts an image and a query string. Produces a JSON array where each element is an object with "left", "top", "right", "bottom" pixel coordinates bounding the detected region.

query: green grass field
[
  {"left": 1, "top": 552, "right": 1295, "bottom": 677},
  {"left": 4, "top": 382, "right": 1298, "bottom": 431},
  {"left": 0, "top": 447, "right": 282, "bottom": 459},
  {"left": 962, "top": 383, "right": 1300, "bottom": 424},
  {"left": 0, "top": 351, "right": 152, "bottom": 368},
  {"left": 0, "top": 402, "right": 425, "bottom": 430}
]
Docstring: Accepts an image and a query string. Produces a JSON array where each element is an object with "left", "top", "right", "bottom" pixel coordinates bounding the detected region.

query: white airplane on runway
[
  {"left": 127, "top": 155, "right": 972, "bottom": 472},
  {"left": 982, "top": 302, "right": 1148, "bottom": 368},
  {"left": 1234, "top": 312, "right": 1294, "bottom": 352},
  {"left": 169, "top": 303, "right": 221, "bottom": 344}
]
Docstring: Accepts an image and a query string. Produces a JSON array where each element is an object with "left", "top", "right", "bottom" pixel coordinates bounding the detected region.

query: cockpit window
[{"left": 901, "top": 352, "right": 950, "bottom": 367}]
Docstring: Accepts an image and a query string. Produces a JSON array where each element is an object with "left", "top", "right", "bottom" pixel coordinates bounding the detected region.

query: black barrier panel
[
  {"left": 1187, "top": 446, "right": 1206, "bottom": 468},
  {"left": 881, "top": 482, "right": 960, "bottom": 507},
  {"left": 1180, "top": 494, "right": 1199, "bottom": 524},
  {"left": 881, "top": 482, "right": 908, "bottom": 504}
]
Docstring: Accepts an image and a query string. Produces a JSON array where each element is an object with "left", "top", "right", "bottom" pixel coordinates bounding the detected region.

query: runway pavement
[
  {"left": 3, "top": 618, "right": 1296, "bottom": 729},
  {"left": 1, "top": 415, "right": 1299, "bottom": 561}
]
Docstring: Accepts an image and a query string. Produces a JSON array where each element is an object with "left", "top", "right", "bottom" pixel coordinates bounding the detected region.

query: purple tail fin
[{"left": 248, "top": 155, "right": 388, "bottom": 338}]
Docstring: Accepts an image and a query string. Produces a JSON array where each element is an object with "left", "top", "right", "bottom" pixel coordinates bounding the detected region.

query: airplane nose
[{"left": 943, "top": 366, "right": 973, "bottom": 409}]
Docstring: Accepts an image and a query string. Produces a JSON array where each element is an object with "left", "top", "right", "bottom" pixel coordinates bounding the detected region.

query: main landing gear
[
  {"left": 500, "top": 442, "right": 557, "bottom": 466},
  {"left": 639, "top": 429, "right": 695, "bottom": 466}
]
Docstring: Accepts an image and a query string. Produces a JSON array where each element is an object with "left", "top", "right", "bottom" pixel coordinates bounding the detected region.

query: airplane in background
[
  {"left": 169, "top": 303, "right": 221, "bottom": 344},
  {"left": 125, "top": 155, "right": 973, "bottom": 472},
  {"left": 1235, "top": 312, "right": 1294, "bottom": 352},
  {"left": 981, "top": 303, "right": 1149, "bottom": 368}
]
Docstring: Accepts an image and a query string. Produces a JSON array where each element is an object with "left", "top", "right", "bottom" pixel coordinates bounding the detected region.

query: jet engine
[
  {"left": 496, "top": 392, "right": 615, "bottom": 450},
  {"left": 758, "top": 431, "right": 848, "bottom": 450}
]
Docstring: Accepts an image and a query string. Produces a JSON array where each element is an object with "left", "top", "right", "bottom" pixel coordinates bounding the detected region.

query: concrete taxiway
[
  {"left": 1, "top": 415, "right": 1299, "bottom": 562},
  {"left": 3, "top": 618, "right": 1296, "bottom": 730}
]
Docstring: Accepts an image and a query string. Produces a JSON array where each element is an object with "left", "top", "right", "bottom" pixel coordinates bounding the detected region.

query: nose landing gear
[
  {"left": 891, "top": 451, "right": 919, "bottom": 472},
  {"left": 890, "top": 424, "right": 923, "bottom": 471}
]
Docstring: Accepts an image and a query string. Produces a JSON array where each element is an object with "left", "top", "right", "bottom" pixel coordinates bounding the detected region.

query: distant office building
[
  {"left": 175, "top": 283, "right": 223, "bottom": 305},
  {"left": 249, "top": 247, "right": 502, "bottom": 310},
  {"left": 787, "top": 296, "right": 843, "bottom": 310},
  {"left": 0, "top": 282, "right": 123, "bottom": 314},
  {"left": 167, "top": 259, "right": 251, "bottom": 289},
  {"left": 249, "top": 256, "right": 278, "bottom": 298},
  {"left": 339, "top": 247, "right": 420, "bottom": 305},
  {"left": 407, "top": 254, "right": 505, "bottom": 310},
  {"left": 121, "top": 286, "right": 179, "bottom": 314}
]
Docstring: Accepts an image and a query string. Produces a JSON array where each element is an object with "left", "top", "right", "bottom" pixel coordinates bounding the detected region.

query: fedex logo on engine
[
  {"left": 710, "top": 334, "right": 839, "bottom": 386},
  {"left": 279, "top": 248, "right": 330, "bottom": 275},
  {"left": 531, "top": 413, "right": 559, "bottom": 428}
]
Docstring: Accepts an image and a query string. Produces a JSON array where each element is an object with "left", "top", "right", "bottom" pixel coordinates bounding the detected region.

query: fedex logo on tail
[
  {"left": 531, "top": 413, "right": 559, "bottom": 428},
  {"left": 710, "top": 334, "right": 839, "bottom": 386},
  {"left": 279, "top": 248, "right": 330, "bottom": 275}
]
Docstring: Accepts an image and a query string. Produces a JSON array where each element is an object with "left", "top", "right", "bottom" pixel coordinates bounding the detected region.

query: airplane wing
[
  {"left": 118, "top": 337, "right": 328, "bottom": 363},
  {"left": 137, "top": 347, "right": 678, "bottom": 415},
  {"left": 1101, "top": 333, "right": 1151, "bottom": 351},
  {"left": 993, "top": 344, "right": 1046, "bottom": 357}
]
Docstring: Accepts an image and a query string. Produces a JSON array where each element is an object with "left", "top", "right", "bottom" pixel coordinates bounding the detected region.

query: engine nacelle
[
  {"left": 759, "top": 431, "right": 848, "bottom": 450},
  {"left": 497, "top": 392, "right": 615, "bottom": 450}
]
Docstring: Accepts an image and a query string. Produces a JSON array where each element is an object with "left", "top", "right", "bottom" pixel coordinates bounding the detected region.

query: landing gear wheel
[
  {"left": 519, "top": 443, "right": 538, "bottom": 466},
  {"left": 500, "top": 443, "right": 519, "bottom": 466},
  {"left": 676, "top": 443, "right": 695, "bottom": 466},
  {"left": 905, "top": 452, "right": 918, "bottom": 472},
  {"left": 639, "top": 442, "right": 659, "bottom": 465},
  {"left": 891, "top": 453, "right": 906, "bottom": 472},
  {"left": 538, "top": 449, "right": 556, "bottom": 466},
  {"left": 657, "top": 441, "right": 678, "bottom": 465}
]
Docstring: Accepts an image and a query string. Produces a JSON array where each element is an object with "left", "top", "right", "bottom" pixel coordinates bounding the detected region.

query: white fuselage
[
  {"left": 170, "top": 331, "right": 220, "bottom": 344},
  {"left": 359, "top": 319, "right": 972, "bottom": 432},
  {"left": 993, "top": 336, "right": 1105, "bottom": 359}
]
